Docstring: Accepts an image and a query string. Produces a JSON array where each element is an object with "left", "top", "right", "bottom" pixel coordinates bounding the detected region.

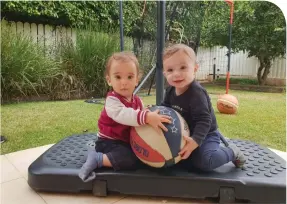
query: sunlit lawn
[{"left": 1, "top": 85, "right": 285, "bottom": 154}]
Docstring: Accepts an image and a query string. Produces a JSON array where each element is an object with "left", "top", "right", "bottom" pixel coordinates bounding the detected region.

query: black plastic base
[{"left": 28, "top": 133, "right": 286, "bottom": 203}]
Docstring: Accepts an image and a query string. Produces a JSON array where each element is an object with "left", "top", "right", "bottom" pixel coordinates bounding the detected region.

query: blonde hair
[
  {"left": 163, "top": 44, "right": 197, "bottom": 65},
  {"left": 105, "top": 51, "right": 140, "bottom": 77}
]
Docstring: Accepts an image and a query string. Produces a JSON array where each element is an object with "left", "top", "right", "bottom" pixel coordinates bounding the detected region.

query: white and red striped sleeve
[{"left": 105, "top": 96, "right": 148, "bottom": 126}]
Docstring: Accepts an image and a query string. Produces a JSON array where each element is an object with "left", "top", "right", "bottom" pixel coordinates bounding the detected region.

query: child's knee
[
  {"left": 115, "top": 157, "right": 138, "bottom": 170},
  {"left": 193, "top": 155, "right": 214, "bottom": 172},
  {"left": 108, "top": 151, "right": 139, "bottom": 171}
]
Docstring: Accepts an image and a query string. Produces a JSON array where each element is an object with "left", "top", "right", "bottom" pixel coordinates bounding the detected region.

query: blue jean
[{"left": 180, "top": 130, "right": 235, "bottom": 171}]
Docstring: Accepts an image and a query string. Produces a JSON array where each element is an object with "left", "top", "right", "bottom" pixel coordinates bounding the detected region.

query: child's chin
[
  {"left": 174, "top": 83, "right": 190, "bottom": 90},
  {"left": 173, "top": 83, "right": 185, "bottom": 88},
  {"left": 123, "top": 93, "right": 133, "bottom": 98}
]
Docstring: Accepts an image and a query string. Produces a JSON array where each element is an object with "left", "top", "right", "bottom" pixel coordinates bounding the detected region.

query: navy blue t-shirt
[{"left": 161, "top": 80, "right": 218, "bottom": 146}]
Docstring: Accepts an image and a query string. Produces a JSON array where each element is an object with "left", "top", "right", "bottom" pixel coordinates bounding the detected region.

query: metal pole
[
  {"left": 156, "top": 1, "right": 165, "bottom": 105},
  {"left": 119, "top": 0, "right": 124, "bottom": 51},
  {"left": 226, "top": 23, "right": 232, "bottom": 94},
  {"left": 134, "top": 66, "right": 156, "bottom": 95},
  {"left": 226, "top": 1, "right": 234, "bottom": 94},
  {"left": 147, "top": 2, "right": 176, "bottom": 97},
  {"left": 148, "top": 67, "right": 156, "bottom": 96}
]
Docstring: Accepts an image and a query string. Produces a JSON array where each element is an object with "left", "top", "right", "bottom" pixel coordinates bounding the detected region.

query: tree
[
  {"left": 200, "top": 1, "right": 286, "bottom": 85},
  {"left": 1, "top": 1, "right": 147, "bottom": 36},
  {"left": 164, "top": 1, "right": 208, "bottom": 54},
  {"left": 175, "top": 1, "right": 208, "bottom": 53}
]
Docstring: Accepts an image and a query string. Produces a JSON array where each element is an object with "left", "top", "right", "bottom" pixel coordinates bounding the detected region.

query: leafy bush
[
  {"left": 55, "top": 26, "right": 121, "bottom": 98},
  {"left": 1, "top": 22, "right": 61, "bottom": 101},
  {"left": 1, "top": 19, "right": 155, "bottom": 102}
]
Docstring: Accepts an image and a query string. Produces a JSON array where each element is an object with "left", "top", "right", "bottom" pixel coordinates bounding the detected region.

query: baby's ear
[
  {"left": 194, "top": 63, "right": 199, "bottom": 73},
  {"left": 163, "top": 71, "right": 167, "bottom": 77},
  {"left": 106, "top": 75, "right": 112, "bottom": 86}
]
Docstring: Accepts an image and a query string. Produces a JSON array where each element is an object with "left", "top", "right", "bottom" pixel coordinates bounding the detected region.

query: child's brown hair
[
  {"left": 163, "top": 44, "right": 197, "bottom": 65},
  {"left": 105, "top": 51, "right": 141, "bottom": 77}
]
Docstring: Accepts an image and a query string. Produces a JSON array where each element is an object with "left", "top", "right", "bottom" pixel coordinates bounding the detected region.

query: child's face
[
  {"left": 163, "top": 50, "right": 198, "bottom": 93},
  {"left": 106, "top": 60, "right": 139, "bottom": 99}
]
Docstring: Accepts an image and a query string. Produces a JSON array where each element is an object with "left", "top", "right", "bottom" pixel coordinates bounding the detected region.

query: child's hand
[
  {"left": 179, "top": 136, "right": 199, "bottom": 159},
  {"left": 146, "top": 110, "right": 171, "bottom": 133}
]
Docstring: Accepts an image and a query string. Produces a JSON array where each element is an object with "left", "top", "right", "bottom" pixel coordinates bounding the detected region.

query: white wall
[{"left": 196, "top": 46, "right": 286, "bottom": 80}]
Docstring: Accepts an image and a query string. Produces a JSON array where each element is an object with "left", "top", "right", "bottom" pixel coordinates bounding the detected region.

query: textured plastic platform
[{"left": 28, "top": 133, "right": 286, "bottom": 203}]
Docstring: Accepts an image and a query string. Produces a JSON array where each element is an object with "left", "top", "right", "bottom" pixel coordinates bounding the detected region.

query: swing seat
[{"left": 28, "top": 133, "right": 286, "bottom": 203}]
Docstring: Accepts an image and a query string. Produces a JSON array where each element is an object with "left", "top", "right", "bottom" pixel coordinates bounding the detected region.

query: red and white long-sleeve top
[{"left": 98, "top": 91, "right": 149, "bottom": 143}]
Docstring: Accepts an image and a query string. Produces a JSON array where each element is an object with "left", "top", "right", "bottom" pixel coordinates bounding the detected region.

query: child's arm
[
  {"left": 138, "top": 95, "right": 172, "bottom": 131},
  {"left": 179, "top": 91, "right": 211, "bottom": 159},
  {"left": 105, "top": 96, "right": 171, "bottom": 130},
  {"left": 189, "top": 90, "right": 212, "bottom": 146},
  {"left": 105, "top": 96, "right": 148, "bottom": 126}
]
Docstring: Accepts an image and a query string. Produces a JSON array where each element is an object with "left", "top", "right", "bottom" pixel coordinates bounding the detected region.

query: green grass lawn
[{"left": 1, "top": 85, "right": 286, "bottom": 154}]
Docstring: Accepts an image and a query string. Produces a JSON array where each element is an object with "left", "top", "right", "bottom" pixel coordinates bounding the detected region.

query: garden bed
[{"left": 202, "top": 82, "right": 285, "bottom": 93}]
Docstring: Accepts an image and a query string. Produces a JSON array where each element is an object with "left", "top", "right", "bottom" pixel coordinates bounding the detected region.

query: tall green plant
[
  {"left": 1, "top": 22, "right": 61, "bottom": 101},
  {"left": 56, "top": 26, "right": 120, "bottom": 97}
]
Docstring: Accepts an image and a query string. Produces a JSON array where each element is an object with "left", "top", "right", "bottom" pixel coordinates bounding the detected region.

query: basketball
[
  {"left": 217, "top": 94, "right": 239, "bottom": 114},
  {"left": 130, "top": 106, "right": 189, "bottom": 168}
]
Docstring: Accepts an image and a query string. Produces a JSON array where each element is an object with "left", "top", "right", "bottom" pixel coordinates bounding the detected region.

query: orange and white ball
[{"left": 217, "top": 94, "right": 239, "bottom": 114}]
